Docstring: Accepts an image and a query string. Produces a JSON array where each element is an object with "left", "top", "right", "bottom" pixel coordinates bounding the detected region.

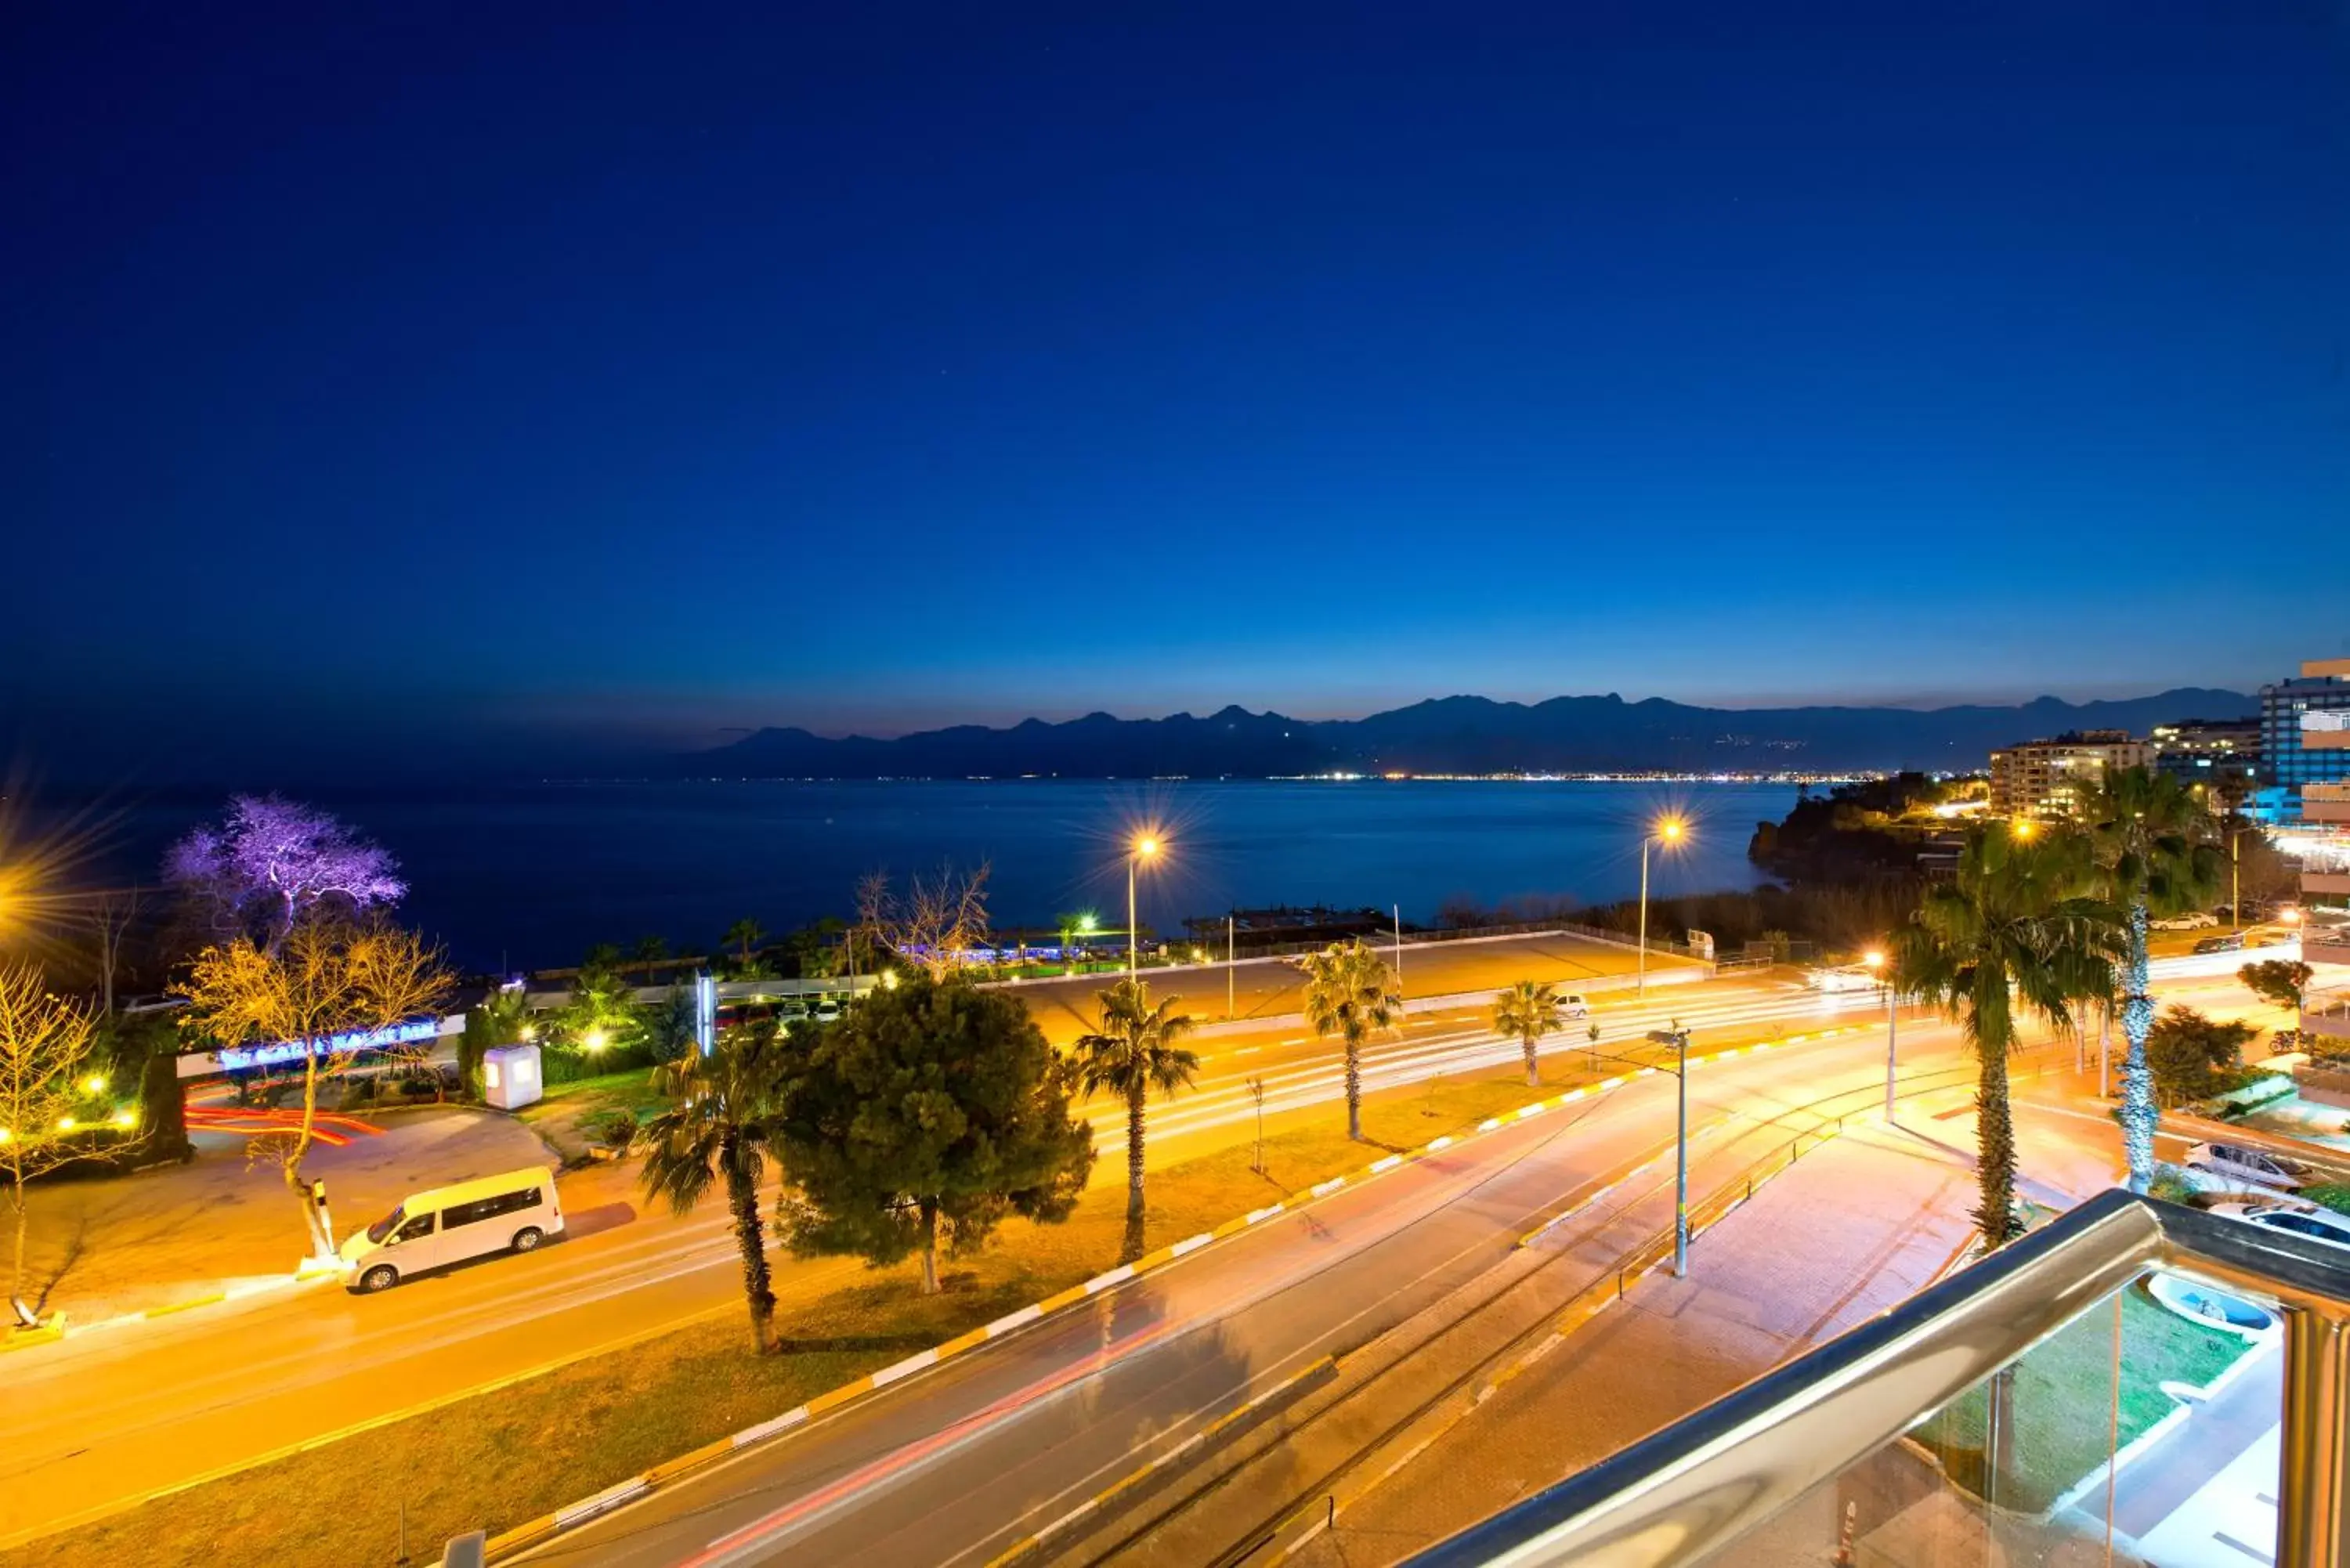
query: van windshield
[{"left": 365, "top": 1205, "right": 406, "bottom": 1245}]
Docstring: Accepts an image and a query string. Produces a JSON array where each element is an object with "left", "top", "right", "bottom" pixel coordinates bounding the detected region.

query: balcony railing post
[{"left": 2280, "top": 1302, "right": 2350, "bottom": 1568}]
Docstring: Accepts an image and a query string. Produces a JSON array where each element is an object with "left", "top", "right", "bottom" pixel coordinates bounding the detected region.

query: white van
[{"left": 340, "top": 1166, "right": 563, "bottom": 1293}]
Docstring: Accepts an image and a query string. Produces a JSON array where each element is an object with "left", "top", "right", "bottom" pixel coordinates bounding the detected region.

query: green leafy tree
[
  {"left": 555, "top": 952, "right": 642, "bottom": 1061},
  {"left": 2239, "top": 959, "right": 2314, "bottom": 1017},
  {"left": 2145, "top": 1006, "right": 2257, "bottom": 1107},
  {"left": 645, "top": 986, "right": 700, "bottom": 1064},
  {"left": 1071, "top": 978, "right": 1199, "bottom": 1259},
  {"left": 2077, "top": 767, "right": 2222, "bottom": 1191},
  {"left": 774, "top": 977, "right": 1094, "bottom": 1295},
  {"left": 1300, "top": 940, "right": 1401, "bottom": 1141},
  {"left": 723, "top": 918, "right": 766, "bottom": 969},
  {"left": 460, "top": 984, "right": 530, "bottom": 1099},
  {"left": 1491, "top": 980, "right": 1566, "bottom": 1087},
  {"left": 639, "top": 1027, "right": 788, "bottom": 1352},
  {"left": 1894, "top": 826, "right": 2120, "bottom": 1247}
]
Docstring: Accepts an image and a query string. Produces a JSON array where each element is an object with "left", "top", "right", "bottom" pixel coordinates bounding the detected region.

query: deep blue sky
[{"left": 5, "top": 2, "right": 2346, "bottom": 779}]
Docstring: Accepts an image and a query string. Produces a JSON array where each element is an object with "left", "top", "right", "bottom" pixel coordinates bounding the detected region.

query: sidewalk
[
  {"left": 1292, "top": 1118, "right": 1985, "bottom": 1566},
  {"left": 9, "top": 1106, "right": 575, "bottom": 1327}
]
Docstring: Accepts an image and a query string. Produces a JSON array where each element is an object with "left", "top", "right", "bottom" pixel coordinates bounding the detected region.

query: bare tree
[
  {"left": 178, "top": 919, "right": 452, "bottom": 1260},
  {"left": 858, "top": 862, "right": 993, "bottom": 980},
  {"left": 0, "top": 962, "right": 105, "bottom": 1317},
  {"left": 91, "top": 887, "right": 141, "bottom": 1017}
]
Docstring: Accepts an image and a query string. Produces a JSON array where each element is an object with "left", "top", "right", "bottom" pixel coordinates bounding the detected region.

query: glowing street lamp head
[
  {"left": 1863, "top": 950, "right": 1885, "bottom": 970},
  {"left": 581, "top": 1027, "right": 609, "bottom": 1053},
  {"left": 1654, "top": 817, "right": 1686, "bottom": 844},
  {"left": 112, "top": 1107, "right": 136, "bottom": 1129},
  {"left": 1076, "top": 913, "right": 1098, "bottom": 934},
  {"left": 81, "top": 1074, "right": 107, "bottom": 1097},
  {"left": 2012, "top": 818, "right": 2038, "bottom": 841},
  {"left": 56, "top": 1116, "right": 76, "bottom": 1132},
  {"left": 1133, "top": 836, "right": 1160, "bottom": 859}
]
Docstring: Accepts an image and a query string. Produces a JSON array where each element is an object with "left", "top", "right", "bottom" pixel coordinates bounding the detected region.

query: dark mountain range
[{"left": 687, "top": 689, "right": 2255, "bottom": 779}]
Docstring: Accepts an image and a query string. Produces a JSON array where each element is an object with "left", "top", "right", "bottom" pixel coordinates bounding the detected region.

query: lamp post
[
  {"left": 1864, "top": 948, "right": 1896, "bottom": 1123},
  {"left": 1647, "top": 1024, "right": 1693, "bottom": 1277},
  {"left": 1127, "top": 836, "right": 1160, "bottom": 977},
  {"left": 1638, "top": 817, "right": 1687, "bottom": 998}
]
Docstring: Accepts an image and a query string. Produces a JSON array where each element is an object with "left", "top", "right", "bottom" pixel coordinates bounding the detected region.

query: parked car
[
  {"left": 1559, "top": 993, "right": 1590, "bottom": 1020},
  {"left": 340, "top": 1166, "right": 563, "bottom": 1293},
  {"left": 2208, "top": 1201, "right": 2350, "bottom": 1255},
  {"left": 2183, "top": 1140, "right": 2316, "bottom": 1194},
  {"left": 2152, "top": 912, "right": 2219, "bottom": 931},
  {"left": 2193, "top": 933, "right": 2247, "bottom": 955},
  {"left": 812, "top": 996, "right": 843, "bottom": 1023}
]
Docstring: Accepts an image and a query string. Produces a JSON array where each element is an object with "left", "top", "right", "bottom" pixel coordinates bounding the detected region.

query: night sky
[{"left": 6, "top": 3, "right": 2345, "bottom": 782}]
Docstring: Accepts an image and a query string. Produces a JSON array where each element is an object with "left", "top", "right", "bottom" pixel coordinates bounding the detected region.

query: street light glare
[
  {"left": 1656, "top": 817, "right": 1685, "bottom": 842},
  {"left": 82, "top": 1074, "right": 108, "bottom": 1096},
  {"left": 1134, "top": 836, "right": 1160, "bottom": 858},
  {"left": 1863, "top": 950, "right": 1885, "bottom": 969}
]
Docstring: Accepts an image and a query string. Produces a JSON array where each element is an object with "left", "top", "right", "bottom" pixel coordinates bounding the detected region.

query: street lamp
[
  {"left": 1864, "top": 948, "right": 1896, "bottom": 1122},
  {"left": 1638, "top": 817, "right": 1687, "bottom": 998},
  {"left": 1128, "top": 836, "right": 1161, "bottom": 977},
  {"left": 1647, "top": 1024, "right": 1694, "bottom": 1277}
]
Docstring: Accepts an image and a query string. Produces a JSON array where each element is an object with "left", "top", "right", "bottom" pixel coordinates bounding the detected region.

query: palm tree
[
  {"left": 1893, "top": 826, "right": 2120, "bottom": 1247},
  {"left": 722, "top": 918, "right": 766, "bottom": 970},
  {"left": 2076, "top": 767, "right": 2222, "bottom": 1191},
  {"left": 1300, "top": 939, "right": 1401, "bottom": 1141},
  {"left": 1071, "top": 977, "right": 1199, "bottom": 1259},
  {"left": 631, "top": 934, "right": 671, "bottom": 978},
  {"left": 639, "top": 1028, "right": 785, "bottom": 1353},
  {"left": 1491, "top": 980, "right": 1565, "bottom": 1087}
]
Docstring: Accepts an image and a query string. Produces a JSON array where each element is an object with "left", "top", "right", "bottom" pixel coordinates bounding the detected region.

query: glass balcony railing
[{"left": 1405, "top": 1190, "right": 2350, "bottom": 1567}]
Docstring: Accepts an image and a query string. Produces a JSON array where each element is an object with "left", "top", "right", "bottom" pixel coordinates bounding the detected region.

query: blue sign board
[{"left": 217, "top": 1018, "right": 439, "bottom": 1071}]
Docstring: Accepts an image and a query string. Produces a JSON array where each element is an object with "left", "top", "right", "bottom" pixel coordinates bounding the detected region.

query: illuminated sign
[
  {"left": 217, "top": 1019, "right": 439, "bottom": 1071},
  {"left": 696, "top": 974, "right": 716, "bottom": 1056}
]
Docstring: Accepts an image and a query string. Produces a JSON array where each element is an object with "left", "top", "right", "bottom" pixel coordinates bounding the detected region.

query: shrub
[
  {"left": 345, "top": 1075, "right": 380, "bottom": 1104},
  {"left": 260, "top": 1079, "right": 297, "bottom": 1109},
  {"left": 2146, "top": 1165, "right": 2201, "bottom": 1206},
  {"left": 597, "top": 1110, "right": 638, "bottom": 1151},
  {"left": 2306, "top": 1183, "right": 2350, "bottom": 1219}
]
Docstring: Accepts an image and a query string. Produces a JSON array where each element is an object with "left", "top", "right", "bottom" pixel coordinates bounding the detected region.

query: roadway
[
  {"left": 0, "top": 955, "right": 2284, "bottom": 1551},
  {"left": 0, "top": 968, "right": 1819, "bottom": 1548},
  {"left": 510, "top": 963, "right": 2288, "bottom": 1568}
]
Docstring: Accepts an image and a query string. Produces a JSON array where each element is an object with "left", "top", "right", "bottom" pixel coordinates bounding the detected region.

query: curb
[
  {"left": 482, "top": 1058, "right": 1712, "bottom": 1562},
  {"left": 1, "top": 1312, "right": 67, "bottom": 1353},
  {"left": 10, "top": 1269, "right": 340, "bottom": 1353}
]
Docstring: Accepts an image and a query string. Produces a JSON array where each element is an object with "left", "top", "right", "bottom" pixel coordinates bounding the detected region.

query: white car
[
  {"left": 1560, "top": 993, "right": 1590, "bottom": 1021},
  {"left": 2208, "top": 1201, "right": 2350, "bottom": 1255},
  {"left": 2183, "top": 1140, "right": 2318, "bottom": 1195},
  {"left": 2152, "top": 912, "right": 2220, "bottom": 931}
]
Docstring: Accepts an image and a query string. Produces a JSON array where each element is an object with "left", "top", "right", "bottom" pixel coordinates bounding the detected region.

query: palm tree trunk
[
  {"left": 1523, "top": 1031, "right": 1538, "bottom": 1087},
  {"left": 2117, "top": 901, "right": 2157, "bottom": 1193},
  {"left": 1345, "top": 1029, "right": 1364, "bottom": 1141},
  {"left": 1974, "top": 1036, "right": 2019, "bottom": 1248},
  {"left": 917, "top": 1197, "right": 941, "bottom": 1295},
  {"left": 721, "top": 1130, "right": 776, "bottom": 1353},
  {"left": 1125, "top": 1083, "right": 1147, "bottom": 1225}
]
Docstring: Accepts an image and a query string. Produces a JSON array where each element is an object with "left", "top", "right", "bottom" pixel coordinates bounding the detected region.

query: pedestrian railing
[{"left": 1404, "top": 1190, "right": 2350, "bottom": 1568}]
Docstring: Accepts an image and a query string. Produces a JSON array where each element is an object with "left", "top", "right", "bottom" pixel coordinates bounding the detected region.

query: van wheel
[
  {"left": 512, "top": 1227, "right": 544, "bottom": 1253},
  {"left": 359, "top": 1264, "right": 400, "bottom": 1293}
]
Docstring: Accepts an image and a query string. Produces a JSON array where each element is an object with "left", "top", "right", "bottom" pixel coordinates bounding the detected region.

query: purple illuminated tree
[{"left": 164, "top": 797, "right": 407, "bottom": 956}]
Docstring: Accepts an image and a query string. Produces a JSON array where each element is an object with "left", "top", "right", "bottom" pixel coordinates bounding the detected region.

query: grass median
[{"left": 9, "top": 1060, "right": 1618, "bottom": 1568}]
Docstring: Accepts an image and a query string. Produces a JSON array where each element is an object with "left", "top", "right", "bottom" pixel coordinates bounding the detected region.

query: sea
[{"left": 61, "top": 779, "right": 1799, "bottom": 974}]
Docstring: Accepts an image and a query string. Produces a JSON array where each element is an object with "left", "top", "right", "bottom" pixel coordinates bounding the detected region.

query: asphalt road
[
  {"left": 0, "top": 970, "right": 1837, "bottom": 1548},
  {"left": 513, "top": 984, "right": 2265, "bottom": 1568},
  {"left": 0, "top": 955, "right": 2290, "bottom": 1552}
]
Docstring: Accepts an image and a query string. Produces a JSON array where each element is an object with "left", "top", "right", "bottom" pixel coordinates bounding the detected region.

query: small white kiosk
[{"left": 481, "top": 1043, "right": 544, "bottom": 1111}]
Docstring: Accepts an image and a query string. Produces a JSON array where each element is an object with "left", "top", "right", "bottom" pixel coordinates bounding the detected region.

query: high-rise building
[
  {"left": 2148, "top": 717, "right": 2260, "bottom": 809},
  {"left": 1987, "top": 729, "right": 2154, "bottom": 819},
  {"left": 2259, "top": 659, "right": 2350, "bottom": 813}
]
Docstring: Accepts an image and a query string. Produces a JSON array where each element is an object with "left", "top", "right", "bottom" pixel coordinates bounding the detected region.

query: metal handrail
[{"left": 1403, "top": 1189, "right": 2350, "bottom": 1568}]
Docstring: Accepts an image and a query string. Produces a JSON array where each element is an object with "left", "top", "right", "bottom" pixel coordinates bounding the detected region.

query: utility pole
[
  {"left": 1393, "top": 905, "right": 1404, "bottom": 996},
  {"left": 1647, "top": 1024, "right": 1694, "bottom": 1277},
  {"left": 1227, "top": 915, "right": 1236, "bottom": 1020}
]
